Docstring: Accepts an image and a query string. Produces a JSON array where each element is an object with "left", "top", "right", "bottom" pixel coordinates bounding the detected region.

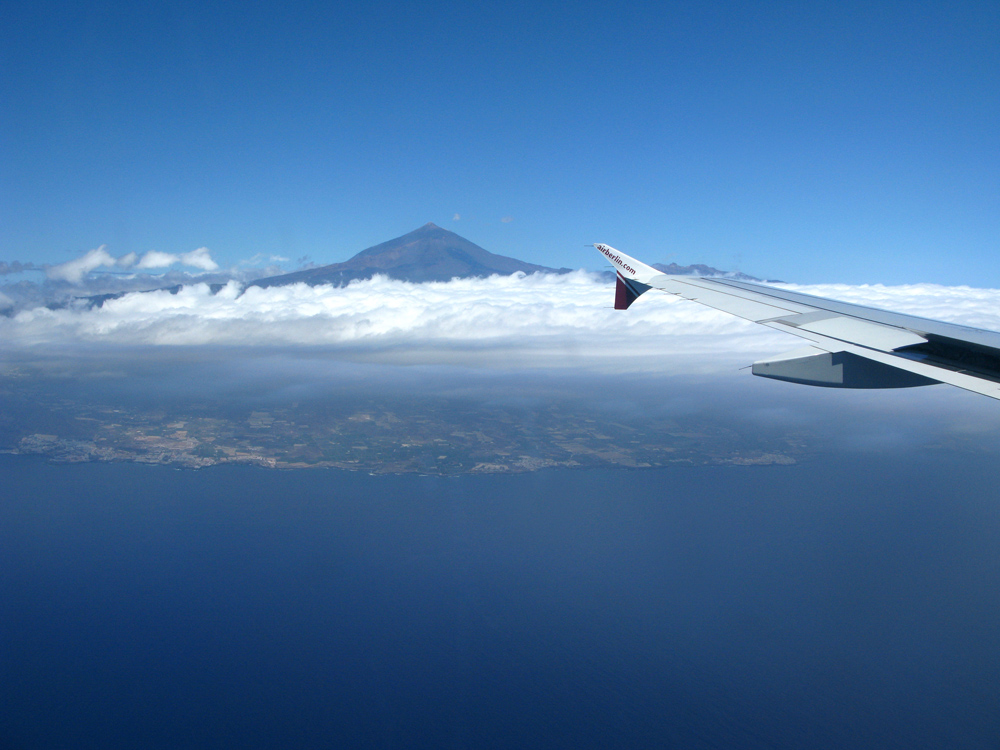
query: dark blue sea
[{"left": 2, "top": 452, "right": 998, "bottom": 749}]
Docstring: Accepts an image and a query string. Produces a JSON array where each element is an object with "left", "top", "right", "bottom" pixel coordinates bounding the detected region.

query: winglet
[
  {"left": 593, "top": 243, "right": 661, "bottom": 281},
  {"left": 614, "top": 275, "right": 651, "bottom": 309},
  {"left": 594, "top": 243, "right": 659, "bottom": 309}
]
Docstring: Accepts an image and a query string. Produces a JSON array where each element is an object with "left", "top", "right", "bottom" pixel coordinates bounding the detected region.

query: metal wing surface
[{"left": 595, "top": 243, "right": 1000, "bottom": 401}]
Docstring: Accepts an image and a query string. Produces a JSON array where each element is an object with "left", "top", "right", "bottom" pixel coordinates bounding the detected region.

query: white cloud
[
  {"left": 136, "top": 247, "right": 219, "bottom": 272},
  {"left": 180, "top": 247, "right": 219, "bottom": 271},
  {"left": 453, "top": 213, "right": 461, "bottom": 221},
  {"left": 46, "top": 245, "right": 220, "bottom": 283},
  {"left": 500, "top": 216, "right": 513, "bottom": 223},
  {"left": 46, "top": 245, "right": 119, "bottom": 283},
  {"left": 6, "top": 273, "right": 1000, "bottom": 378},
  {"left": 2, "top": 273, "right": 767, "bottom": 369},
  {"left": 135, "top": 250, "right": 180, "bottom": 269}
]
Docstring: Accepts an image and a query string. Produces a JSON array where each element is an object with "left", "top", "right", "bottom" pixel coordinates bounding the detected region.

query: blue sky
[{"left": 2, "top": 0, "right": 997, "bottom": 285}]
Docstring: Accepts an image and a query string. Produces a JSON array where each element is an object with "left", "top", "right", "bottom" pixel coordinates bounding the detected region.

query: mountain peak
[{"left": 250, "top": 224, "right": 566, "bottom": 288}]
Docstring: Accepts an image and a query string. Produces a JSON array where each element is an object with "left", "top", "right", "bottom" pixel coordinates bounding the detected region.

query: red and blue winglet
[{"left": 614, "top": 274, "right": 652, "bottom": 310}]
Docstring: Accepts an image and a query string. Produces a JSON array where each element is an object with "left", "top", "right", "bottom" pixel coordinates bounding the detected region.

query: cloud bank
[{"left": 5, "top": 272, "right": 1000, "bottom": 376}]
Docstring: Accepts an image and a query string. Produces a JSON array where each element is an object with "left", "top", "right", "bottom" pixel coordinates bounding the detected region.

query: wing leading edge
[{"left": 595, "top": 243, "right": 1000, "bottom": 401}]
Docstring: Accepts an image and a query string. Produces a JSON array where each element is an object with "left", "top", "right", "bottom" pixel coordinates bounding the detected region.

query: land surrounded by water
[{"left": 2, "top": 377, "right": 802, "bottom": 474}]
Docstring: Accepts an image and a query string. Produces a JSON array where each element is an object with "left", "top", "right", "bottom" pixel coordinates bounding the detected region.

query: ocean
[{"left": 2, "top": 452, "right": 998, "bottom": 748}]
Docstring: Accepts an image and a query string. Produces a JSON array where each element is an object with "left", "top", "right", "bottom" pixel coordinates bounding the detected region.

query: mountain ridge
[{"left": 650, "top": 262, "right": 764, "bottom": 282}]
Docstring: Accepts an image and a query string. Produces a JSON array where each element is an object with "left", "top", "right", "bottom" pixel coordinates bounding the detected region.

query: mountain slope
[{"left": 252, "top": 223, "right": 567, "bottom": 287}]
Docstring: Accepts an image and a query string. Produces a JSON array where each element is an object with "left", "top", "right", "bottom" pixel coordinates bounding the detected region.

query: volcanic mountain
[
  {"left": 251, "top": 223, "right": 568, "bottom": 288},
  {"left": 69, "top": 224, "right": 762, "bottom": 311}
]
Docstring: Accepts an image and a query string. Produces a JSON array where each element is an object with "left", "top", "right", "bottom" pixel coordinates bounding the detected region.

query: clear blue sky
[{"left": 2, "top": 0, "right": 997, "bottom": 285}]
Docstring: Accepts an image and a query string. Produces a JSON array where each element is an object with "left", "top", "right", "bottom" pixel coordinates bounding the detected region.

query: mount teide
[
  {"left": 251, "top": 223, "right": 569, "bottom": 287},
  {"left": 70, "top": 224, "right": 760, "bottom": 310}
]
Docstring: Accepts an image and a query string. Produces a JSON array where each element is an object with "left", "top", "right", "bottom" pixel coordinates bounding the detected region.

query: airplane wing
[{"left": 595, "top": 243, "right": 1000, "bottom": 401}]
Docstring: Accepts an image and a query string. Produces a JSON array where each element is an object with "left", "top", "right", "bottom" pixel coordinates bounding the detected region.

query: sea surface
[{"left": 2, "top": 451, "right": 998, "bottom": 749}]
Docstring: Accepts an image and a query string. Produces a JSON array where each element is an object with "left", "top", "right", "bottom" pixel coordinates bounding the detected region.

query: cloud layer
[{"left": 5, "top": 272, "right": 1000, "bottom": 376}]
